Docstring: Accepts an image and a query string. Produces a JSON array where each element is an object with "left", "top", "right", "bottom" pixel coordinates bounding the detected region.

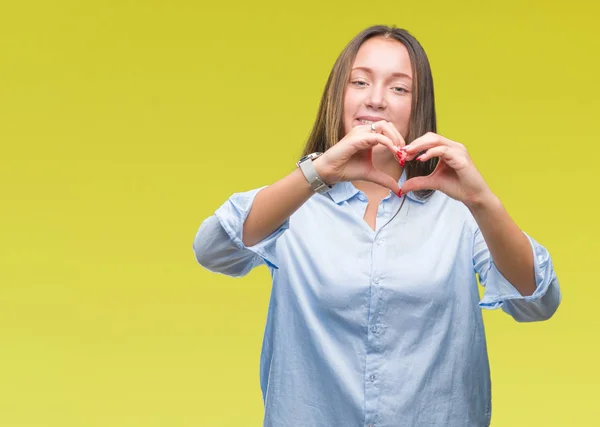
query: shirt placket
[{"left": 364, "top": 221, "right": 389, "bottom": 427}]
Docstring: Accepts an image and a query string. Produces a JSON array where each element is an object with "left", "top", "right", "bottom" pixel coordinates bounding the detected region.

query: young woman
[{"left": 193, "top": 25, "right": 561, "bottom": 427}]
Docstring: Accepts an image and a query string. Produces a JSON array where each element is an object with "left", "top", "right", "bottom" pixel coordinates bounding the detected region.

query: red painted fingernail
[
  {"left": 395, "top": 150, "right": 407, "bottom": 166},
  {"left": 397, "top": 189, "right": 403, "bottom": 197}
]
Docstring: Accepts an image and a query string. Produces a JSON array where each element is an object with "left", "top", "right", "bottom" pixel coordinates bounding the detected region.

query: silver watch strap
[{"left": 297, "top": 153, "right": 332, "bottom": 194}]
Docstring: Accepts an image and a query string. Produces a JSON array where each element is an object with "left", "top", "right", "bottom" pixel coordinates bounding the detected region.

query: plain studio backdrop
[{"left": 1, "top": 1, "right": 598, "bottom": 426}]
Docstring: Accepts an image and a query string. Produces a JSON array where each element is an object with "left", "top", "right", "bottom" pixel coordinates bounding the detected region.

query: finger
[
  {"left": 403, "top": 132, "right": 454, "bottom": 157},
  {"left": 373, "top": 122, "right": 407, "bottom": 166},
  {"left": 377, "top": 121, "right": 406, "bottom": 149},
  {"left": 416, "top": 145, "right": 471, "bottom": 171},
  {"left": 399, "top": 175, "right": 438, "bottom": 195},
  {"left": 350, "top": 132, "right": 400, "bottom": 156},
  {"left": 387, "top": 122, "right": 407, "bottom": 148},
  {"left": 355, "top": 121, "right": 404, "bottom": 147},
  {"left": 382, "top": 124, "right": 408, "bottom": 170},
  {"left": 394, "top": 147, "right": 408, "bottom": 166},
  {"left": 364, "top": 168, "right": 401, "bottom": 195},
  {"left": 415, "top": 146, "right": 451, "bottom": 162},
  {"left": 353, "top": 123, "right": 376, "bottom": 134}
]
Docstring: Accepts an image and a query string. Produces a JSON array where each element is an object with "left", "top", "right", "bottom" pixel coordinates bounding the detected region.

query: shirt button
[
  {"left": 376, "top": 239, "right": 383, "bottom": 245},
  {"left": 369, "top": 374, "right": 376, "bottom": 381},
  {"left": 370, "top": 325, "right": 378, "bottom": 333},
  {"left": 373, "top": 277, "right": 380, "bottom": 284}
]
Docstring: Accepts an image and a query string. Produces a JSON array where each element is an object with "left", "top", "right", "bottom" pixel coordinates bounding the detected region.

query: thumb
[
  {"left": 400, "top": 176, "right": 437, "bottom": 195},
  {"left": 364, "top": 169, "right": 401, "bottom": 196}
]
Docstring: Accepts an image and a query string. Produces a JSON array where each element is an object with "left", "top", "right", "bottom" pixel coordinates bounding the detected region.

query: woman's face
[{"left": 343, "top": 37, "right": 413, "bottom": 141}]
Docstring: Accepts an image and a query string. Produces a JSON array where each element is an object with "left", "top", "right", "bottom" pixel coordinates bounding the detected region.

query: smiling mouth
[{"left": 356, "top": 118, "right": 386, "bottom": 125}]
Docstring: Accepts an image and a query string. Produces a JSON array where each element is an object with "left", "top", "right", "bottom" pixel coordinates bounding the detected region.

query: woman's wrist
[
  {"left": 313, "top": 156, "right": 336, "bottom": 186},
  {"left": 464, "top": 190, "right": 500, "bottom": 214}
]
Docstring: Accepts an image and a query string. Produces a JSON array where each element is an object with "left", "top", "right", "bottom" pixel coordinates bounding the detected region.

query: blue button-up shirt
[{"left": 193, "top": 171, "right": 561, "bottom": 427}]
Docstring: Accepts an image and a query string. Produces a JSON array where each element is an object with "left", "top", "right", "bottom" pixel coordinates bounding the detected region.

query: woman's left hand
[{"left": 400, "top": 132, "right": 493, "bottom": 207}]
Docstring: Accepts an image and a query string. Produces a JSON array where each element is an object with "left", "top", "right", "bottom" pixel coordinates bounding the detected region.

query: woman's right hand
[{"left": 314, "top": 120, "right": 406, "bottom": 194}]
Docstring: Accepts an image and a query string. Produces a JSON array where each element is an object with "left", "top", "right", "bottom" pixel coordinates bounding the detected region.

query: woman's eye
[
  {"left": 351, "top": 81, "right": 367, "bottom": 86},
  {"left": 393, "top": 87, "right": 409, "bottom": 93}
]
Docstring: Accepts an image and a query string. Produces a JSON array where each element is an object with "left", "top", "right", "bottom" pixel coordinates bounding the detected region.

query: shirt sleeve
[
  {"left": 192, "top": 186, "right": 289, "bottom": 277},
  {"left": 473, "top": 226, "right": 562, "bottom": 322}
]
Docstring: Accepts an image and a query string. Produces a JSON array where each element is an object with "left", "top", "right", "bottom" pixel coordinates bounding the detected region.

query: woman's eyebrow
[{"left": 351, "top": 66, "right": 412, "bottom": 80}]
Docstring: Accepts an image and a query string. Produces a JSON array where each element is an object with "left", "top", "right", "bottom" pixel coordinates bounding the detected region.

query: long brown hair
[{"left": 301, "top": 25, "right": 438, "bottom": 199}]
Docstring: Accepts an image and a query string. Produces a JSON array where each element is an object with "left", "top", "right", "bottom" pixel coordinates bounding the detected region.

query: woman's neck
[{"left": 352, "top": 152, "right": 403, "bottom": 201}]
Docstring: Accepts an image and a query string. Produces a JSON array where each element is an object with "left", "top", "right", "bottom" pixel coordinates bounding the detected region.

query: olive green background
[{"left": 1, "top": 0, "right": 598, "bottom": 425}]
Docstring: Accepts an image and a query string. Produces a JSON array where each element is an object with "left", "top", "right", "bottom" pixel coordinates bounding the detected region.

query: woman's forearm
[
  {"left": 242, "top": 161, "right": 325, "bottom": 247},
  {"left": 467, "top": 192, "right": 536, "bottom": 296}
]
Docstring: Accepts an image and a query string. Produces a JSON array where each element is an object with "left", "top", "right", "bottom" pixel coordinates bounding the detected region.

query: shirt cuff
[
  {"left": 214, "top": 186, "right": 289, "bottom": 270},
  {"left": 478, "top": 233, "right": 558, "bottom": 312}
]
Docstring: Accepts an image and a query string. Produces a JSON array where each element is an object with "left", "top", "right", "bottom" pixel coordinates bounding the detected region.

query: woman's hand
[
  {"left": 314, "top": 120, "right": 405, "bottom": 195},
  {"left": 400, "top": 132, "right": 494, "bottom": 207}
]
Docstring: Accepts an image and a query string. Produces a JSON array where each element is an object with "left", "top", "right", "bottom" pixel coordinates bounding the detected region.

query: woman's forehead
[{"left": 352, "top": 38, "right": 412, "bottom": 78}]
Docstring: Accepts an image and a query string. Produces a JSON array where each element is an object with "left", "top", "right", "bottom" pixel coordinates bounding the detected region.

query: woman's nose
[{"left": 365, "top": 86, "right": 387, "bottom": 110}]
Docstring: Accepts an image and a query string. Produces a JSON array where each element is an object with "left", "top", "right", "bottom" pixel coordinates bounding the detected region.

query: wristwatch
[{"left": 296, "top": 152, "right": 333, "bottom": 194}]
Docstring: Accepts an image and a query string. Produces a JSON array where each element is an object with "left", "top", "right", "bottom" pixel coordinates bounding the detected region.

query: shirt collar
[{"left": 328, "top": 169, "right": 427, "bottom": 204}]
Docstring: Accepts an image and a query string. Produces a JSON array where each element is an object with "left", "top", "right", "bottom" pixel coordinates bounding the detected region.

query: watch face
[
  {"left": 297, "top": 152, "right": 324, "bottom": 168},
  {"left": 296, "top": 156, "right": 310, "bottom": 167}
]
